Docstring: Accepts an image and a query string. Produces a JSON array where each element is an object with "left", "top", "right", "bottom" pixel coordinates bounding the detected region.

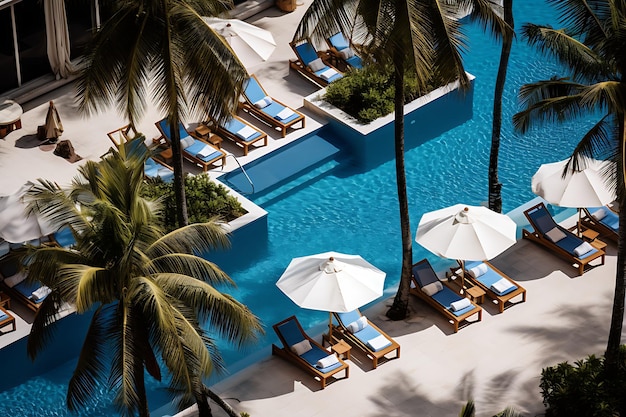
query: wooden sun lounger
[
  {"left": 289, "top": 39, "right": 343, "bottom": 87},
  {"left": 272, "top": 315, "right": 349, "bottom": 389},
  {"left": 579, "top": 207, "right": 618, "bottom": 242},
  {"left": 0, "top": 306, "right": 15, "bottom": 333},
  {"left": 240, "top": 75, "right": 305, "bottom": 138},
  {"left": 331, "top": 309, "right": 400, "bottom": 368},
  {"left": 410, "top": 259, "right": 482, "bottom": 333},
  {"left": 522, "top": 202, "right": 605, "bottom": 275},
  {"left": 204, "top": 114, "right": 268, "bottom": 156},
  {"left": 455, "top": 260, "right": 527, "bottom": 313},
  {"left": 325, "top": 32, "right": 364, "bottom": 70},
  {"left": 155, "top": 119, "right": 226, "bottom": 172}
]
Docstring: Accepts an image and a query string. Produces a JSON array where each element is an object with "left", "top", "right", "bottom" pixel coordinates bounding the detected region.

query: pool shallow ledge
[{"left": 303, "top": 73, "right": 475, "bottom": 169}]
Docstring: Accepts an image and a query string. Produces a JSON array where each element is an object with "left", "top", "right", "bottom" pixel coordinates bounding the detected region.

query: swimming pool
[{"left": 0, "top": 1, "right": 601, "bottom": 415}]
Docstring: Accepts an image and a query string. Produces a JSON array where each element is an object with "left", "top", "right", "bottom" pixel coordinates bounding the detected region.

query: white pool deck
[{"left": 0, "top": 1, "right": 624, "bottom": 416}]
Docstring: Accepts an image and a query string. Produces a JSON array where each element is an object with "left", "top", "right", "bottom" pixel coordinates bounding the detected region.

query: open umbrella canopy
[
  {"left": 531, "top": 157, "right": 616, "bottom": 208},
  {"left": 415, "top": 204, "right": 517, "bottom": 262},
  {"left": 202, "top": 17, "right": 276, "bottom": 68},
  {"left": 0, "top": 182, "right": 55, "bottom": 243},
  {"left": 276, "top": 251, "right": 386, "bottom": 313}
]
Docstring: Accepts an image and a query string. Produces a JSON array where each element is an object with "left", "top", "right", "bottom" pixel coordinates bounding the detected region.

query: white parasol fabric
[
  {"left": 44, "top": 100, "right": 64, "bottom": 140},
  {"left": 202, "top": 17, "right": 276, "bottom": 68},
  {"left": 0, "top": 182, "right": 56, "bottom": 243},
  {"left": 531, "top": 157, "right": 616, "bottom": 208}
]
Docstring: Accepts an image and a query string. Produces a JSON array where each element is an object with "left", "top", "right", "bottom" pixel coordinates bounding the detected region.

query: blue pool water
[{"left": 0, "top": 1, "right": 602, "bottom": 415}]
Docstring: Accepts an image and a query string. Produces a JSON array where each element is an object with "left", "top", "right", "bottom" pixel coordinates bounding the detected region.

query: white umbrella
[
  {"left": 531, "top": 157, "right": 616, "bottom": 208},
  {"left": 0, "top": 182, "right": 56, "bottom": 243},
  {"left": 202, "top": 17, "right": 276, "bottom": 68},
  {"left": 276, "top": 251, "right": 385, "bottom": 335},
  {"left": 532, "top": 157, "right": 616, "bottom": 235},
  {"left": 415, "top": 204, "right": 517, "bottom": 287}
]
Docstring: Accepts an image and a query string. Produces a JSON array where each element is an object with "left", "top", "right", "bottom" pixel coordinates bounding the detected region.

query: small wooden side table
[
  {"left": 330, "top": 339, "right": 351, "bottom": 360},
  {"left": 465, "top": 286, "right": 486, "bottom": 305},
  {"left": 590, "top": 238, "right": 607, "bottom": 252},
  {"left": 581, "top": 228, "right": 600, "bottom": 242},
  {"left": 159, "top": 148, "right": 173, "bottom": 164}
]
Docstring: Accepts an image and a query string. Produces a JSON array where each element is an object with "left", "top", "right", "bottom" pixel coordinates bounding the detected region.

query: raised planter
[{"left": 303, "top": 73, "right": 475, "bottom": 168}]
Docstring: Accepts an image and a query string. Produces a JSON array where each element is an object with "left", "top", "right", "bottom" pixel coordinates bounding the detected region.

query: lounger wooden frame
[
  {"left": 239, "top": 75, "right": 306, "bottom": 138},
  {"left": 0, "top": 306, "right": 15, "bottom": 333},
  {"left": 410, "top": 259, "right": 482, "bottom": 333},
  {"left": 456, "top": 261, "right": 527, "bottom": 313},
  {"left": 288, "top": 40, "right": 342, "bottom": 87},
  {"left": 107, "top": 124, "right": 174, "bottom": 171},
  {"left": 154, "top": 119, "right": 226, "bottom": 172},
  {"left": 0, "top": 280, "right": 42, "bottom": 313},
  {"left": 272, "top": 316, "right": 349, "bottom": 389},
  {"left": 331, "top": 309, "right": 400, "bottom": 368},
  {"left": 522, "top": 202, "right": 605, "bottom": 276},
  {"left": 580, "top": 208, "right": 618, "bottom": 242},
  {"left": 204, "top": 114, "right": 268, "bottom": 156}
]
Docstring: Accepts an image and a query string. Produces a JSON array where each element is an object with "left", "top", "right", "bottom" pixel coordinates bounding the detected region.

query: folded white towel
[
  {"left": 253, "top": 96, "right": 272, "bottom": 109},
  {"left": 468, "top": 263, "right": 488, "bottom": 279},
  {"left": 290, "top": 339, "right": 312, "bottom": 356},
  {"left": 275, "top": 107, "right": 295, "bottom": 120},
  {"left": 450, "top": 298, "right": 471, "bottom": 311},
  {"left": 236, "top": 125, "right": 256, "bottom": 140},
  {"left": 319, "top": 68, "right": 338, "bottom": 81},
  {"left": 574, "top": 241, "right": 594, "bottom": 257},
  {"left": 491, "top": 278, "right": 515, "bottom": 294},
  {"left": 32, "top": 285, "right": 51, "bottom": 301},
  {"left": 367, "top": 335, "right": 391, "bottom": 351},
  {"left": 196, "top": 146, "right": 214, "bottom": 158},
  {"left": 592, "top": 208, "right": 607, "bottom": 220},
  {"left": 316, "top": 354, "right": 339, "bottom": 368}
]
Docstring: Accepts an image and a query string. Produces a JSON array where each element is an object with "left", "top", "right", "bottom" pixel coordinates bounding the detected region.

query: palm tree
[
  {"left": 459, "top": 399, "right": 523, "bottom": 417},
  {"left": 513, "top": 0, "right": 626, "bottom": 369},
  {"left": 76, "top": 0, "right": 248, "bottom": 227},
  {"left": 23, "top": 145, "right": 262, "bottom": 417},
  {"left": 294, "top": 0, "right": 507, "bottom": 320}
]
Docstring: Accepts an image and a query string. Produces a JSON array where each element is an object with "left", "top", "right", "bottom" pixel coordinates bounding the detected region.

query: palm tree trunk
[
  {"left": 203, "top": 385, "right": 239, "bottom": 417},
  {"left": 169, "top": 115, "right": 189, "bottom": 227},
  {"left": 195, "top": 384, "right": 213, "bottom": 417},
  {"left": 135, "top": 357, "right": 150, "bottom": 417},
  {"left": 605, "top": 115, "right": 626, "bottom": 369},
  {"left": 488, "top": 0, "right": 513, "bottom": 213},
  {"left": 387, "top": 53, "right": 412, "bottom": 321}
]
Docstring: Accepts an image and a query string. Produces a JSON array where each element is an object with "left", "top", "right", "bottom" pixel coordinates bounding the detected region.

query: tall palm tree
[
  {"left": 294, "top": 0, "right": 506, "bottom": 320},
  {"left": 76, "top": 0, "right": 248, "bottom": 227},
  {"left": 513, "top": 0, "right": 626, "bottom": 369},
  {"left": 23, "top": 145, "right": 262, "bottom": 417}
]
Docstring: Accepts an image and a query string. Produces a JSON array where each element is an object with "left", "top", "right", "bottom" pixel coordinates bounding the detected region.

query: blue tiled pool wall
[{"left": 323, "top": 79, "right": 475, "bottom": 169}]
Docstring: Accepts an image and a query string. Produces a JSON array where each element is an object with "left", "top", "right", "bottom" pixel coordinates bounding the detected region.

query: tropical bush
[
  {"left": 141, "top": 174, "right": 246, "bottom": 231},
  {"left": 540, "top": 346, "right": 626, "bottom": 417},
  {"left": 323, "top": 64, "right": 442, "bottom": 123}
]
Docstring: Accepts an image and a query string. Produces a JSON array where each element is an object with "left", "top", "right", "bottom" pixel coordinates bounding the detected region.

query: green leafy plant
[
  {"left": 323, "top": 64, "right": 441, "bottom": 123},
  {"left": 540, "top": 346, "right": 626, "bottom": 417},
  {"left": 141, "top": 174, "right": 246, "bottom": 232}
]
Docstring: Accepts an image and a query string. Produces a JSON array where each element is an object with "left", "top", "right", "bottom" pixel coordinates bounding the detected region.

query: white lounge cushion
[
  {"left": 180, "top": 136, "right": 195, "bottom": 149},
  {"left": 4, "top": 271, "right": 26, "bottom": 288},
  {"left": 545, "top": 227, "right": 567, "bottom": 243},
  {"left": 308, "top": 58, "right": 325, "bottom": 72},
  {"left": 592, "top": 208, "right": 607, "bottom": 221},
  {"left": 319, "top": 68, "right": 338, "bottom": 81},
  {"left": 574, "top": 241, "right": 594, "bottom": 257},
  {"left": 253, "top": 96, "right": 272, "bottom": 109},
  {"left": 339, "top": 47, "right": 355, "bottom": 60},
  {"left": 316, "top": 354, "right": 339, "bottom": 368},
  {"left": 290, "top": 339, "right": 312, "bottom": 356},
  {"left": 236, "top": 125, "right": 256, "bottom": 140},
  {"left": 450, "top": 298, "right": 471, "bottom": 312},
  {"left": 468, "top": 263, "right": 488, "bottom": 279},
  {"left": 422, "top": 281, "right": 443, "bottom": 296},
  {"left": 491, "top": 278, "right": 515, "bottom": 294},
  {"left": 347, "top": 315, "right": 368, "bottom": 333}
]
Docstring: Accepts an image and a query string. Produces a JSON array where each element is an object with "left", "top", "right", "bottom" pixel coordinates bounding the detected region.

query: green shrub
[
  {"left": 540, "top": 346, "right": 626, "bottom": 417},
  {"left": 323, "top": 64, "right": 442, "bottom": 123},
  {"left": 141, "top": 174, "right": 246, "bottom": 232}
]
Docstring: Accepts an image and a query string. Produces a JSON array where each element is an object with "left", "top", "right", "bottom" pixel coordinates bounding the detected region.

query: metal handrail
[{"left": 223, "top": 152, "right": 254, "bottom": 195}]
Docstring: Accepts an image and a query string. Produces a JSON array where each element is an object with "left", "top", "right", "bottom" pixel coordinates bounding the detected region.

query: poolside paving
[{"left": 0, "top": 1, "right": 624, "bottom": 417}]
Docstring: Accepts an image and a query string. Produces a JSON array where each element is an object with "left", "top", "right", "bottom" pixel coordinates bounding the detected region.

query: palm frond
[
  {"left": 26, "top": 291, "right": 65, "bottom": 360},
  {"left": 547, "top": 0, "right": 611, "bottom": 43},
  {"left": 150, "top": 221, "right": 230, "bottom": 257},
  {"left": 148, "top": 254, "right": 233, "bottom": 286},
  {"left": 458, "top": 0, "right": 514, "bottom": 42},
  {"left": 459, "top": 399, "right": 475, "bottom": 417},
  {"left": 56, "top": 264, "right": 111, "bottom": 312}
]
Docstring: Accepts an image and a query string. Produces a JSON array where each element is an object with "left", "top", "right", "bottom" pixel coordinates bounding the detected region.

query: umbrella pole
[
  {"left": 327, "top": 311, "right": 333, "bottom": 346},
  {"left": 577, "top": 208, "right": 582, "bottom": 236},
  {"left": 459, "top": 260, "right": 465, "bottom": 290}
]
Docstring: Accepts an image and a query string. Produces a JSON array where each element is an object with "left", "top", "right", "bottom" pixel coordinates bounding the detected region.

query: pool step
[{"left": 219, "top": 133, "right": 340, "bottom": 197}]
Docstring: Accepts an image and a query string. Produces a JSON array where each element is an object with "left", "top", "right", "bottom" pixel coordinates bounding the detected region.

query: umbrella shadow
[{"left": 14, "top": 134, "right": 44, "bottom": 149}]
